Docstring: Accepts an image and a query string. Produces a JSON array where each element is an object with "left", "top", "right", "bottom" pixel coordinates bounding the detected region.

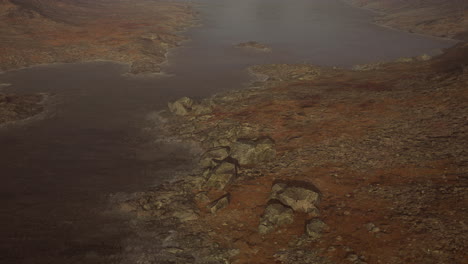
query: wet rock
[
  {"left": 204, "top": 161, "right": 237, "bottom": 190},
  {"left": 207, "top": 193, "right": 230, "bottom": 214},
  {"left": 235, "top": 41, "right": 272, "bottom": 52},
  {"left": 199, "top": 146, "right": 230, "bottom": 169},
  {"left": 306, "top": 219, "right": 328, "bottom": 240},
  {"left": 258, "top": 202, "right": 294, "bottom": 234},
  {"left": 270, "top": 183, "right": 320, "bottom": 213},
  {"left": 365, "top": 223, "right": 381, "bottom": 233},
  {"left": 231, "top": 137, "right": 276, "bottom": 166},
  {"left": 168, "top": 97, "right": 193, "bottom": 116},
  {"left": 191, "top": 103, "right": 213, "bottom": 115}
]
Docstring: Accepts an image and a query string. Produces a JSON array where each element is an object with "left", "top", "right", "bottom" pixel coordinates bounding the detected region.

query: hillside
[
  {"left": 0, "top": 0, "right": 194, "bottom": 73},
  {"left": 345, "top": 0, "right": 468, "bottom": 40}
]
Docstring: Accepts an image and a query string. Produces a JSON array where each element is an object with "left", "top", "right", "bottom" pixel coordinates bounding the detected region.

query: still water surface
[{"left": 0, "top": 0, "right": 455, "bottom": 262}]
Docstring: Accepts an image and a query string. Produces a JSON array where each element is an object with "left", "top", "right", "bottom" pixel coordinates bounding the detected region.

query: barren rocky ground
[
  {"left": 0, "top": 0, "right": 194, "bottom": 73},
  {"left": 0, "top": 0, "right": 195, "bottom": 125},
  {"left": 345, "top": 0, "right": 468, "bottom": 40},
  {"left": 118, "top": 43, "right": 468, "bottom": 263}
]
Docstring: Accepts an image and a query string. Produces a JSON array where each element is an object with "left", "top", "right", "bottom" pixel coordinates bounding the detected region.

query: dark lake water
[{"left": 0, "top": 0, "right": 455, "bottom": 263}]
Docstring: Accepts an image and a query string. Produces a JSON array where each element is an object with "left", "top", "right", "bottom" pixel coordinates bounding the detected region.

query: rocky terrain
[
  {"left": 0, "top": 0, "right": 194, "bottom": 74},
  {"left": 345, "top": 0, "right": 468, "bottom": 40},
  {"left": 0, "top": 0, "right": 195, "bottom": 125},
  {"left": 117, "top": 43, "right": 468, "bottom": 263}
]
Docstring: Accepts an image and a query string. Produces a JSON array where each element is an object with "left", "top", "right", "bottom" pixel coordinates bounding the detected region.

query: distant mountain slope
[{"left": 345, "top": 0, "right": 468, "bottom": 40}]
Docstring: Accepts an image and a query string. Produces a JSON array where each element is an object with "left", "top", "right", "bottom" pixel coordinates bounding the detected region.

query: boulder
[
  {"left": 306, "top": 219, "right": 328, "bottom": 240},
  {"left": 191, "top": 103, "right": 213, "bottom": 115},
  {"left": 204, "top": 161, "right": 237, "bottom": 190},
  {"left": 258, "top": 203, "right": 294, "bottom": 234},
  {"left": 231, "top": 137, "right": 276, "bottom": 166},
  {"left": 199, "top": 146, "right": 230, "bottom": 169},
  {"left": 168, "top": 97, "right": 193, "bottom": 116},
  {"left": 270, "top": 183, "right": 320, "bottom": 214},
  {"left": 207, "top": 193, "right": 230, "bottom": 214}
]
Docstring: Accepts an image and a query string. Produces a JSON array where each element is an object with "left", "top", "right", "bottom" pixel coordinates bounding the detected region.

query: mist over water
[{"left": 0, "top": 0, "right": 455, "bottom": 263}]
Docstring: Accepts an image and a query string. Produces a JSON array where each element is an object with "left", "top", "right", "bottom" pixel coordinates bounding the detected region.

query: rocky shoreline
[
  {"left": 0, "top": 92, "right": 46, "bottom": 125},
  {"left": 115, "top": 43, "right": 468, "bottom": 263},
  {"left": 0, "top": 0, "right": 196, "bottom": 74},
  {"left": 0, "top": 0, "right": 196, "bottom": 125},
  {"left": 343, "top": 0, "right": 468, "bottom": 41}
]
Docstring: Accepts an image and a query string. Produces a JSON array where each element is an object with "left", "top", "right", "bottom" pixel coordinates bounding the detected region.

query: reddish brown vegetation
[{"left": 185, "top": 44, "right": 468, "bottom": 263}]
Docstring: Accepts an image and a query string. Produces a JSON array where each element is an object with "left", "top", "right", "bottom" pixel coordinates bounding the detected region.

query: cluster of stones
[
  {"left": 198, "top": 137, "right": 276, "bottom": 214},
  {"left": 167, "top": 97, "right": 328, "bottom": 240},
  {"left": 259, "top": 182, "right": 328, "bottom": 240},
  {"left": 167, "top": 97, "right": 278, "bottom": 215}
]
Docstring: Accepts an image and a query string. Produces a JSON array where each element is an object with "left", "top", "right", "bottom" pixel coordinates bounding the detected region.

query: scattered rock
[
  {"left": 231, "top": 137, "right": 276, "bottom": 166},
  {"left": 305, "top": 219, "right": 328, "bottom": 240},
  {"left": 270, "top": 183, "right": 320, "bottom": 214},
  {"left": 191, "top": 102, "right": 213, "bottom": 115},
  {"left": 168, "top": 97, "right": 193, "bottom": 116},
  {"left": 259, "top": 202, "right": 295, "bottom": 234},
  {"left": 365, "top": 223, "right": 380, "bottom": 233},
  {"left": 204, "top": 161, "right": 237, "bottom": 190},
  {"left": 199, "top": 146, "right": 230, "bottom": 169},
  {"left": 207, "top": 193, "right": 230, "bottom": 214}
]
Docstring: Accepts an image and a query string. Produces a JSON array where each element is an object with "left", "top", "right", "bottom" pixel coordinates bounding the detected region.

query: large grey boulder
[
  {"left": 199, "top": 146, "right": 230, "bottom": 169},
  {"left": 270, "top": 183, "right": 320, "bottom": 214},
  {"left": 204, "top": 161, "right": 237, "bottom": 190},
  {"left": 168, "top": 97, "right": 193, "bottom": 116},
  {"left": 258, "top": 203, "right": 294, "bottom": 234},
  {"left": 231, "top": 137, "right": 276, "bottom": 166}
]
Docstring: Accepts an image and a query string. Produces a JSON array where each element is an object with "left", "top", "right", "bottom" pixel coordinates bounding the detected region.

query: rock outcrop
[
  {"left": 258, "top": 202, "right": 294, "bottom": 234},
  {"left": 231, "top": 137, "right": 276, "bottom": 166},
  {"left": 204, "top": 161, "right": 237, "bottom": 190}
]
